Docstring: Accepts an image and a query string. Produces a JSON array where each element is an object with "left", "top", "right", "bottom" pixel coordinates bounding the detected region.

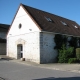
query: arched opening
[{"left": 17, "top": 44, "right": 23, "bottom": 59}]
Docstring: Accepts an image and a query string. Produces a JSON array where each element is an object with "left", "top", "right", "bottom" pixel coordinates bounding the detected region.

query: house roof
[
  {"left": 0, "top": 23, "right": 10, "bottom": 32},
  {"left": 0, "top": 23, "right": 10, "bottom": 42},
  {"left": 21, "top": 4, "right": 80, "bottom": 37}
]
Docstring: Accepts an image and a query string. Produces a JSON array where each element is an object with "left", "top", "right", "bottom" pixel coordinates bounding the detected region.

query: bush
[
  {"left": 58, "top": 44, "right": 74, "bottom": 63},
  {"left": 68, "top": 58, "right": 78, "bottom": 63},
  {"left": 76, "top": 48, "right": 80, "bottom": 60},
  {"left": 58, "top": 45, "right": 67, "bottom": 63}
]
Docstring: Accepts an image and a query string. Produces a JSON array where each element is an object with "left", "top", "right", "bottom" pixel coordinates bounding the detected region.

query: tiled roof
[
  {"left": 0, "top": 23, "right": 10, "bottom": 32},
  {"left": 22, "top": 4, "right": 80, "bottom": 36}
]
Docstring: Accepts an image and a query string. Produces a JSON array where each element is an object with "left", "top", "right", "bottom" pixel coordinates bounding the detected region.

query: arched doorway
[{"left": 17, "top": 44, "right": 23, "bottom": 59}]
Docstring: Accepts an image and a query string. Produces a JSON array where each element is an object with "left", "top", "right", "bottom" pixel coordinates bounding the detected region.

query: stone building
[{"left": 7, "top": 4, "right": 80, "bottom": 64}]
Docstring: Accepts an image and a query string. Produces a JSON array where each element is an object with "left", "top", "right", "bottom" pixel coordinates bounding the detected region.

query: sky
[{"left": 0, "top": 0, "right": 80, "bottom": 25}]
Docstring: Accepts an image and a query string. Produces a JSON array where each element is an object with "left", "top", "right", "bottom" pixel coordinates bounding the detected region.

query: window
[
  {"left": 19, "top": 23, "right": 22, "bottom": 29},
  {"left": 60, "top": 21, "right": 67, "bottom": 26},
  {"left": 74, "top": 26, "right": 78, "bottom": 28},
  {"left": 45, "top": 17, "right": 53, "bottom": 22},
  {"left": 72, "top": 24, "right": 78, "bottom": 28}
]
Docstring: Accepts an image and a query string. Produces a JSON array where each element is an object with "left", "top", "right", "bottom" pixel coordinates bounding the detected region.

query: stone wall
[{"left": 40, "top": 32, "right": 58, "bottom": 63}]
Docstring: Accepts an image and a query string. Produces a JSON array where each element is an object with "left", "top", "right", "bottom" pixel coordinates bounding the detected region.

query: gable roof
[
  {"left": 0, "top": 23, "right": 10, "bottom": 32},
  {"left": 21, "top": 4, "right": 80, "bottom": 37}
]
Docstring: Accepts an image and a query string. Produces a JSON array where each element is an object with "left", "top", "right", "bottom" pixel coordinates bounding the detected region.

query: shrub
[
  {"left": 58, "top": 44, "right": 74, "bottom": 63},
  {"left": 68, "top": 58, "right": 78, "bottom": 63},
  {"left": 76, "top": 48, "right": 80, "bottom": 60},
  {"left": 58, "top": 45, "right": 67, "bottom": 63}
]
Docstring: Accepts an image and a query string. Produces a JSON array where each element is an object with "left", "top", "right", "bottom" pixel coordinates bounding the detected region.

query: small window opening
[
  {"left": 61, "top": 21, "right": 67, "bottom": 26},
  {"left": 45, "top": 17, "right": 53, "bottom": 22},
  {"left": 19, "top": 23, "right": 22, "bottom": 29},
  {"left": 72, "top": 24, "right": 78, "bottom": 28},
  {"left": 75, "top": 26, "right": 78, "bottom": 28}
]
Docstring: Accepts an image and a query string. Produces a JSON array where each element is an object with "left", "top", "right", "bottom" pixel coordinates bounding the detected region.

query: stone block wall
[{"left": 40, "top": 32, "right": 58, "bottom": 63}]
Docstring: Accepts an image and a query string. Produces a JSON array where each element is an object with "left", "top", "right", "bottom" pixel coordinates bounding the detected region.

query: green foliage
[
  {"left": 68, "top": 37, "right": 79, "bottom": 57},
  {"left": 54, "top": 34, "right": 67, "bottom": 50},
  {"left": 54, "top": 34, "right": 80, "bottom": 63},
  {"left": 78, "top": 38, "right": 80, "bottom": 47},
  {"left": 58, "top": 44, "right": 74, "bottom": 63},
  {"left": 54, "top": 34, "right": 63, "bottom": 49},
  {"left": 68, "top": 58, "right": 78, "bottom": 63},
  {"left": 68, "top": 36, "right": 78, "bottom": 48},
  {"left": 76, "top": 48, "right": 80, "bottom": 60},
  {"left": 66, "top": 47, "right": 74, "bottom": 57}
]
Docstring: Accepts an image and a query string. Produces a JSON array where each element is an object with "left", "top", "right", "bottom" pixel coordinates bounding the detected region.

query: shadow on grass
[{"left": 33, "top": 77, "right": 80, "bottom": 80}]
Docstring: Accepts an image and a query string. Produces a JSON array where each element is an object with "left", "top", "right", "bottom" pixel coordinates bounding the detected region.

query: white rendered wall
[
  {"left": 7, "top": 6, "right": 40, "bottom": 37},
  {"left": 7, "top": 32, "right": 40, "bottom": 63},
  {"left": 40, "top": 32, "right": 58, "bottom": 63},
  {"left": 7, "top": 5, "right": 41, "bottom": 63}
]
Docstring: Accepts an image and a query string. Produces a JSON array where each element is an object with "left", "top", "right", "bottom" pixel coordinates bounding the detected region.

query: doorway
[{"left": 17, "top": 44, "right": 23, "bottom": 59}]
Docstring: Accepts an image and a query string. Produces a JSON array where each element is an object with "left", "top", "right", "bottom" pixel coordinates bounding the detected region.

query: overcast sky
[{"left": 0, "top": 0, "right": 80, "bottom": 25}]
